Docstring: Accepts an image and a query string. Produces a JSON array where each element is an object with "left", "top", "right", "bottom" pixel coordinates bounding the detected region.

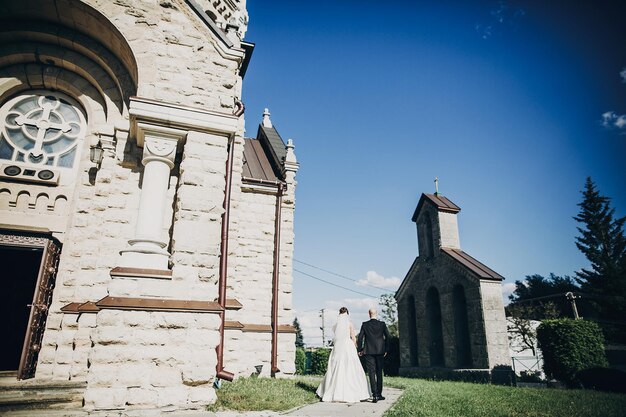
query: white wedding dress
[{"left": 316, "top": 313, "right": 370, "bottom": 402}]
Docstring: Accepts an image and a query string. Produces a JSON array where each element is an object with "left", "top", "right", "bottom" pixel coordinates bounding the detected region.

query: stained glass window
[{"left": 0, "top": 92, "right": 87, "bottom": 169}]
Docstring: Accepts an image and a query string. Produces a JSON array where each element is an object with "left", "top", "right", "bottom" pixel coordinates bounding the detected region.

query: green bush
[
  {"left": 295, "top": 347, "right": 307, "bottom": 375},
  {"left": 537, "top": 319, "right": 608, "bottom": 386},
  {"left": 384, "top": 336, "right": 400, "bottom": 376},
  {"left": 310, "top": 348, "right": 331, "bottom": 375}
]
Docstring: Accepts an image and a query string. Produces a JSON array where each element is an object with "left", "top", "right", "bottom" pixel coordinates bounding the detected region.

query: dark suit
[{"left": 357, "top": 318, "right": 390, "bottom": 399}]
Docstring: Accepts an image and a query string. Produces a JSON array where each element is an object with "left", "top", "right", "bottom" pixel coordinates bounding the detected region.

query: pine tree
[
  {"left": 293, "top": 317, "right": 305, "bottom": 348},
  {"left": 573, "top": 177, "right": 626, "bottom": 320}
]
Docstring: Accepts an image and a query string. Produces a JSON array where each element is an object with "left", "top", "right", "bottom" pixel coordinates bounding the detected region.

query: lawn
[
  {"left": 207, "top": 375, "right": 626, "bottom": 417},
  {"left": 384, "top": 377, "right": 626, "bottom": 417},
  {"left": 206, "top": 375, "right": 320, "bottom": 412}
]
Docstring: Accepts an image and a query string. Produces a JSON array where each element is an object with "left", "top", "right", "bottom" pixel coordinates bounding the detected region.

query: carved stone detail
[{"left": 0, "top": 232, "right": 48, "bottom": 247}]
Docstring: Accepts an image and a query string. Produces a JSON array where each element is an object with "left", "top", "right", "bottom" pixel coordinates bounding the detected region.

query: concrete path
[{"left": 215, "top": 387, "right": 403, "bottom": 417}]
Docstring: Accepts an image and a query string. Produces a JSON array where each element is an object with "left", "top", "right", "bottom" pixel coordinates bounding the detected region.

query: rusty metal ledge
[
  {"left": 60, "top": 301, "right": 100, "bottom": 314},
  {"left": 110, "top": 267, "right": 173, "bottom": 280},
  {"left": 241, "top": 324, "right": 297, "bottom": 333},
  {"left": 95, "top": 296, "right": 223, "bottom": 313}
]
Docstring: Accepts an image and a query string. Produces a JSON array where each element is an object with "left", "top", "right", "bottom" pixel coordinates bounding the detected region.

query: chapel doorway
[{"left": 0, "top": 232, "right": 61, "bottom": 379}]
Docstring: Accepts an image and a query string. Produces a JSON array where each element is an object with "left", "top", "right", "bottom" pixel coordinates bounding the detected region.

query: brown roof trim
[
  {"left": 240, "top": 324, "right": 297, "bottom": 333},
  {"left": 95, "top": 296, "right": 224, "bottom": 313},
  {"left": 225, "top": 298, "right": 243, "bottom": 310},
  {"left": 110, "top": 267, "right": 172, "bottom": 280},
  {"left": 60, "top": 301, "right": 101, "bottom": 314},
  {"left": 412, "top": 193, "right": 461, "bottom": 222},
  {"left": 224, "top": 320, "right": 244, "bottom": 330},
  {"left": 441, "top": 248, "right": 504, "bottom": 281}
]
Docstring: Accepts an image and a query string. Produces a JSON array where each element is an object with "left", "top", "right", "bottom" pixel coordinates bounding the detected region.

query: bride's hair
[{"left": 339, "top": 307, "right": 349, "bottom": 314}]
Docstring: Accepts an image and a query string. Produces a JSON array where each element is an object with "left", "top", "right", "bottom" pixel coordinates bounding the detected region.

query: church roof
[
  {"left": 412, "top": 193, "right": 460, "bottom": 222},
  {"left": 242, "top": 138, "right": 280, "bottom": 182},
  {"left": 442, "top": 248, "right": 504, "bottom": 281},
  {"left": 257, "top": 123, "right": 287, "bottom": 175}
]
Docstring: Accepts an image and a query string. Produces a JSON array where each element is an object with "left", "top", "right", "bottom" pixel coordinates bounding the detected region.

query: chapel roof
[
  {"left": 441, "top": 248, "right": 504, "bottom": 281},
  {"left": 242, "top": 109, "right": 288, "bottom": 183},
  {"left": 242, "top": 137, "right": 280, "bottom": 182},
  {"left": 412, "top": 193, "right": 461, "bottom": 222},
  {"left": 257, "top": 123, "right": 287, "bottom": 173}
]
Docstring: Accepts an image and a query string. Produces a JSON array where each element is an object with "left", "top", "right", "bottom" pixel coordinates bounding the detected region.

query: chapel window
[{"left": 0, "top": 91, "right": 87, "bottom": 183}]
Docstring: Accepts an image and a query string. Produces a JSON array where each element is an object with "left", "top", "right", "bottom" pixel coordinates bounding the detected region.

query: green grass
[
  {"left": 206, "top": 375, "right": 626, "bottom": 416},
  {"left": 383, "top": 377, "right": 626, "bottom": 417},
  {"left": 206, "top": 375, "right": 321, "bottom": 412}
]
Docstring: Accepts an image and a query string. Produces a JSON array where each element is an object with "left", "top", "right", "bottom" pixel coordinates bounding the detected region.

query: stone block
[
  {"left": 126, "top": 387, "right": 158, "bottom": 407},
  {"left": 149, "top": 364, "right": 182, "bottom": 387},
  {"left": 84, "top": 387, "right": 126, "bottom": 410}
]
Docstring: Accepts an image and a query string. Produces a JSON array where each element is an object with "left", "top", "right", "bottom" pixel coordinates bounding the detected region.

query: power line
[
  {"left": 293, "top": 268, "right": 381, "bottom": 298},
  {"left": 294, "top": 259, "right": 391, "bottom": 292}
]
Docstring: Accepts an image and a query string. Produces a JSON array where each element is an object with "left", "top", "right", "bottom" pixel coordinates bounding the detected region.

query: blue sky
[{"left": 241, "top": 0, "right": 626, "bottom": 346}]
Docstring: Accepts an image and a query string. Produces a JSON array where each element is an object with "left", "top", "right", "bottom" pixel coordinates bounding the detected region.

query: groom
[{"left": 357, "top": 308, "right": 390, "bottom": 403}]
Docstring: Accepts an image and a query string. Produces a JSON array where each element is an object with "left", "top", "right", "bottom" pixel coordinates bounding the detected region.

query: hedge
[
  {"left": 537, "top": 319, "right": 608, "bottom": 386},
  {"left": 310, "top": 348, "right": 331, "bottom": 375},
  {"left": 295, "top": 347, "right": 307, "bottom": 375}
]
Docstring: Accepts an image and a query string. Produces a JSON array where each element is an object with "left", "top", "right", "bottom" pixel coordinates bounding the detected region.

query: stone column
[{"left": 119, "top": 133, "right": 179, "bottom": 270}]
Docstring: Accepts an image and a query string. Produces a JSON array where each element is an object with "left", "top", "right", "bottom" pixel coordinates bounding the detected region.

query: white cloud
[
  {"left": 501, "top": 282, "right": 516, "bottom": 305},
  {"left": 355, "top": 271, "right": 401, "bottom": 290},
  {"left": 601, "top": 111, "right": 626, "bottom": 131},
  {"left": 620, "top": 67, "right": 626, "bottom": 83}
]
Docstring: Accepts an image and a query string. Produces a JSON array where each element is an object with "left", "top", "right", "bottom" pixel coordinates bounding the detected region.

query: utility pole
[
  {"left": 566, "top": 292, "right": 580, "bottom": 319},
  {"left": 319, "top": 309, "right": 326, "bottom": 347}
]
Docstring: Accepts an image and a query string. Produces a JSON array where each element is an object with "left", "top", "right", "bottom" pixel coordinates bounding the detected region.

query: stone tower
[
  {"left": 395, "top": 193, "right": 510, "bottom": 375},
  {"left": 0, "top": 0, "right": 298, "bottom": 412}
]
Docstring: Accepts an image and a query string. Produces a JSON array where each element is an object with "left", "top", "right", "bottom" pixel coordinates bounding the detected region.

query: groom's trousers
[{"left": 365, "top": 354, "right": 385, "bottom": 397}]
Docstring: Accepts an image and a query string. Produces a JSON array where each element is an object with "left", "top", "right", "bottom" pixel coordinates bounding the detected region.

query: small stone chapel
[
  {"left": 0, "top": 0, "right": 299, "bottom": 413},
  {"left": 395, "top": 192, "right": 510, "bottom": 375}
]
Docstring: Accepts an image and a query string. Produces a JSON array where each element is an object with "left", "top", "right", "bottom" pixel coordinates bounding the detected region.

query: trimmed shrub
[
  {"left": 537, "top": 319, "right": 608, "bottom": 386},
  {"left": 384, "top": 336, "right": 400, "bottom": 376},
  {"left": 310, "top": 348, "right": 331, "bottom": 375},
  {"left": 295, "top": 347, "right": 307, "bottom": 375},
  {"left": 576, "top": 367, "right": 626, "bottom": 393}
]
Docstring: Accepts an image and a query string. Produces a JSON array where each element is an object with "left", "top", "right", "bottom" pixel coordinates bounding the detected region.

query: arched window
[
  {"left": 420, "top": 212, "right": 434, "bottom": 259},
  {"left": 0, "top": 91, "right": 87, "bottom": 181},
  {"left": 407, "top": 295, "right": 419, "bottom": 366},
  {"left": 425, "top": 287, "right": 444, "bottom": 366},
  {"left": 452, "top": 284, "right": 472, "bottom": 368}
]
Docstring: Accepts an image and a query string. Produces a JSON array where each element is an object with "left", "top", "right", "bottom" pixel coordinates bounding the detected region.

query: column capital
[{"left": 143, "top": 135, "right": 178, "bottom": 168}]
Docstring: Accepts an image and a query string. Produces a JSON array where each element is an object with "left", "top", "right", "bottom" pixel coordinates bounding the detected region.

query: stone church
[
  {"left": 395, "top": 193, "right": 510, "bottom": 375},
  {"left": 0, "top": 0, "right": 299, "bottom": 412}
]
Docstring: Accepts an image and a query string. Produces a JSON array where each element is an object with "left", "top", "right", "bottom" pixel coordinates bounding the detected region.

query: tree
[
  {"left": 379, "top": 293, "right": 398, "bottom": 337},
  {"left": 507, "top": 302, "right": 559, "bottom": 356},
  {"left": 293, "top": 317, "right": 304, "bottom": 348},
  {"left": 574, "top": 177, "right": 626, "bottom": 320},
  {"left": 507, "top": 273, "right": 579, "bottom": 319}
]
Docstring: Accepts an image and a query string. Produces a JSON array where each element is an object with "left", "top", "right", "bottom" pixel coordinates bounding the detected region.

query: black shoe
[
  {"left": 372, "top": 397, "right": 378, "bottom": 403},
  {"left": 377, "top": 395, "right": 386, "bottom": 401}
]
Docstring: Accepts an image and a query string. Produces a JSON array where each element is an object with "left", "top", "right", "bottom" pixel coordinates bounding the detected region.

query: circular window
[{"left": 0, "top": 92, "right": 87, "bottom": 169}]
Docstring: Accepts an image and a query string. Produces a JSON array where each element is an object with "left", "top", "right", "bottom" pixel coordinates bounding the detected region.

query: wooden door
[{"left": 17, "top": 237, "right": 61, "bottom": 380}]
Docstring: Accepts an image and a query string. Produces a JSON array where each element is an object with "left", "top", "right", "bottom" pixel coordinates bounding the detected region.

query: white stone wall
[
  {"left": 479, "top": 281, "right": 511, "bottom": 368},
  {"left": 438, "top": 211, "right": 460, "bottom": 249},
  {"left": 81, "top": 0, "right": 243, "bottom": 112},
  {"left": 2, "top": 0, "right": 300, "bottom": 411},
  {"left": 83, "top": 310, "right": 220, "bottom": 410}
]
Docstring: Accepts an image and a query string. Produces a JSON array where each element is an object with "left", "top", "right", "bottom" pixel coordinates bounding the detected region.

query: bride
[{"left": 316, "top": 307, "right": 370, "bottom": 402}]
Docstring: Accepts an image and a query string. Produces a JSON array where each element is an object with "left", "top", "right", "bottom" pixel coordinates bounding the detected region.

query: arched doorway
[
  {"left": 425, "top": 287, "right": 444, "bottom": 366},
  {"left": 452, "top": 284, "right": 472, "bottom": 368}
]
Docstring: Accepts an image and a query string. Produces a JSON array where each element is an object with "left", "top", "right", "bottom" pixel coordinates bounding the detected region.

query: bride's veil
[{"left": 332, "top": 313, "right": 351, "bottom": 343}]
